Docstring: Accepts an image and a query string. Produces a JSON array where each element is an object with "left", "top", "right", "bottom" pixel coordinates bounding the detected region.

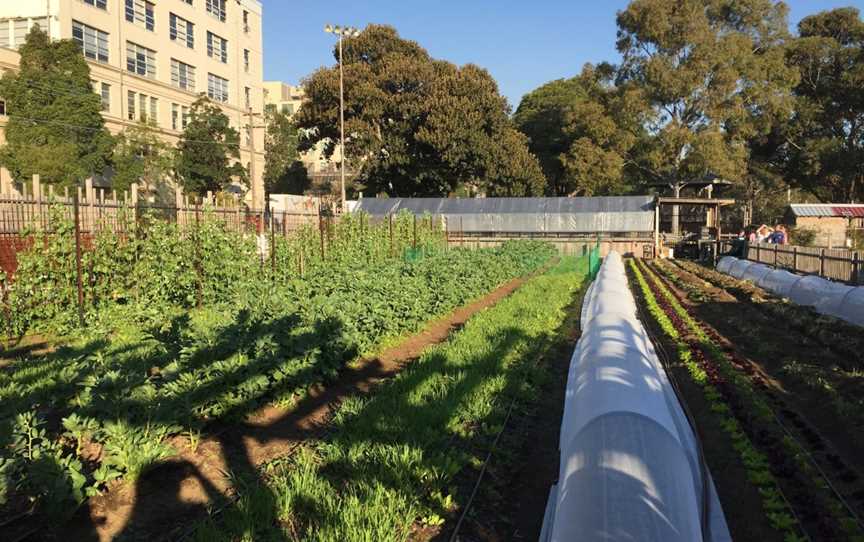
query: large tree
[
  {"left": 782, "top": 7, "right": 864, "bottom": 202},
  {"left": 263, "top": 110, "right": 309, "bottom": 195},
  {"left": 515, "top": 63, "right": 647, "bottom": 196},
  {"left": 296, "top": 24, "right": 545, "bottom": 197},
  {"left": 0, "top": 26, "right": 113, "bottom": 187},
  {"left": 615, "top": 0, "right": 798, "bottom": 230},
  {"left": 173, "top": 96, "right": 245, "bottom": 196}
]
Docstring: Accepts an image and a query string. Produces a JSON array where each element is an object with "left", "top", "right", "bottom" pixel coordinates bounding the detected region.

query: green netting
[
  {"left": 573, "top": 241, "right": 601, "bottom": 279},
  {"left": 588, "top": 241, "right": 601, "bottom": 279}
]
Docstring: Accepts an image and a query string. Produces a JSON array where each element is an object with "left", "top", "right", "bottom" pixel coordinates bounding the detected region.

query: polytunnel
[
  {"left": 541, "top": 252, "right": 731, "bottom": 542},
  {"left": 729, "top": 259, "right": 756, "bottom": 279},
  {"left": 741, "top": 262, "right": 773, "bottom": 284},
  {"left": 788, "top": 275, "right": 854, "bottom": 310},
  {"left": 715, "top": 256, "right": 864, "bottom": 328},
  {"left": 839, "top": 288, "right": 864, "bottom": 327},
  {"left": 757, "top": 268, "right": 803, "bottom": 298},
  {"left": 716, "top": 256, "right": 736, "bottom": 274}
]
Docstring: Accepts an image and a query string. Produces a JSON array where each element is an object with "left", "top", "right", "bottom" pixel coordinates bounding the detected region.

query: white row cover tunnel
[
  {"left": 541, "top": 252, "right": 731, "bottom": 542},
  {"left": 716, "top": 257, "right": 864, "bottom": 327}
]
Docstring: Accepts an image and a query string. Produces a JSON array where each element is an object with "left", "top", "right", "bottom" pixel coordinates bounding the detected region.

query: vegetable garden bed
[
  {"left": 630, "top": 258, "right": 864, "bottom": 541},
  {"left": 189, "top": 257, "right": 587, "bottom": 542},
  {"left": 0, "top": 209, "right": 556, "bottom": 540}
]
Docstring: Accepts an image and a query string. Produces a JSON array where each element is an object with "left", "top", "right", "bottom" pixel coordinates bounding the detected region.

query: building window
[
  {"left": 125, "top": 0, "right": 155, "bottom": 32},
  {"left": 264, "top": 103, "right": 276, "bottom": 114},
  {"left": 169, "top": 13, "right": 194, "bottom": 49},
  {"left": 207, "top": 73, "right": 229, "bottom": 102},
  {"left": 244, "top": 124, "right": 250, "bottom": 147},
  {"left": 0, "top": 100, "right": 6, "bottom": 116},
  {"left": 127, "top": 90, "right": 136, "bottom": 121},
  {"left": 100, "top": 82, "right": 110, "bottom": 112},
  {"left": 13, "top": 19, "right": 28, "bottom": 46},
  {"left": 171, "top": 103, "right": 190, "bottom": 130},
  {"left": 0, "top": 23, "right": 8, "bottom": 49},
  {"left": 126, "top": 41, "right": 156, "bottom": 78},
  {"left": 82, "top": 0, "right": 107, "bottom": 9},
  {"left": 206, "top": 0, "right": 226, "bottom": 22},
  {"left": 281, "top": 103, "right": 294, "bottom": 115},
  {"left": 244, "top": 86, "right": 252, "bottom": 110},
  {"left": 243, "top": 49, "right": 251, "bottom": 73},
  {"left": 171, "top": 59, "right": 196, "bottom": 91},
  {"left": 150, "top": 97, "right": 158, "bottom": 124},
  {"left": 72, "top": 21, "right": 110, "bottom": 62},
  {"left": 243, "top": 10, "right": 249, "bottom": 33},
  {"left": 127, "top": 91, "right": 157, "bottom": 123},
  {"left": 207, "top": 32, "right": 227, "bottom": 63}
]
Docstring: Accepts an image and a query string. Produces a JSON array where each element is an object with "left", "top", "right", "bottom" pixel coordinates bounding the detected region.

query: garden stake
[
  {"left": 72, "top": 192, "right": 85, "bottom": 328},
  {"left": 194, "top": 204, "right": 203, "bottom": 309}
]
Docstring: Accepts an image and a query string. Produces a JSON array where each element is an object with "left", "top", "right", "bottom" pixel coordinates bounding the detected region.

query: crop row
[
  {"left": 190, "top": 257, "right": 586, "bottom": 541},
  {"left": 632, "top": 259, "right": 863, "bottom": 541},
  {"left": 0, "top": 238, "right": 556, "bottom": 532},
  {"left": 673, "top": 259, "right": 864, "bottom": 370},
  {"left": 657, "top": 259, "right": 864, "bottom": 440},
  {"left": 1, "top": 209, "right": 444, "bottom": 338}
]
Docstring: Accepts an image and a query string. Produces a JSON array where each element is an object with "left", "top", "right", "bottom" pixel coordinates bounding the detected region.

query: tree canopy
[
  {"left": 614, "top": 0, "right": 798, "bottom": 195},
  {"left": 263, "top": 111, "right": 309, "bottom": 195},
  {"left": 111, "top": 121, "right": 173, "bottom": 199},
  {"left": 514, "top": 64, "right": 646, "bottom": 196},
  {"left": 782, "top": 7, "right": 864, "bottom": 202},
  {"left": 0, "top": 26, "right": 113, "bottom": 187},
  {"left": 173, "top": 97, "right": 245, "bottom": 196},
  {"left": 295, "top": 24, "right": 545, "bottom": 197}
]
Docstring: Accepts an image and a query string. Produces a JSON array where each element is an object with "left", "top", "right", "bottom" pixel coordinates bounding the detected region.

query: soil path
[{"left": 57, "top": 271, "right": 538, "bottom": 542}]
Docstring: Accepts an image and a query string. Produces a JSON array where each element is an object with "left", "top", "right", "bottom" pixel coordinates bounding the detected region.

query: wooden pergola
[{"left": 654, "top": 197, "right": 736, "bottom": 256}]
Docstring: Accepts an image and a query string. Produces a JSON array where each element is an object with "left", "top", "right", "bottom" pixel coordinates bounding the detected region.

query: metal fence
[
  {"left": 721, "top": 240, "right": 863, "bottom": 285},
  {"left": 0, "top": 178, "right": 323, "bottom": 278}
]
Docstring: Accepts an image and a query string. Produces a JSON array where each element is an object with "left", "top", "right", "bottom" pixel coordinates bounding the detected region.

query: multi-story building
[
  {"left": 262, "top": 80, "right": 347, "bottom": 193},
  {"left": 0, "top": 0, "right": 266, "bottom": 207}
]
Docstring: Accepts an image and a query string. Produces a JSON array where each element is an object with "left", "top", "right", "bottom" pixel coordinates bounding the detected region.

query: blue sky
[{"left": 262, "top": 0, "right": 864, "bottom": 110}]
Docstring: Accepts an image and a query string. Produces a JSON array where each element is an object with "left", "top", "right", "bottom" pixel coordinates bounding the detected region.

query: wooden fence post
[
  {"left": 32, "top": 175, "right": 42, "bottom": 230},
  {"left": 773, "top": 243, "right": 778, "bottom": 267},
  {"left": 792, "top": 246, "right": 799, "bottom": 273},
  {"left": 854, "top": 251, "right": 861, "bottom": 285},
  {"left": 819, "top": 248, "right": 826, "bottom": 278}
]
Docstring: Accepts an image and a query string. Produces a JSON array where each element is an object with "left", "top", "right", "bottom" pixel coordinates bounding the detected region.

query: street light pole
[
  {"left": 338, "top": 34, "right": 346, "bottom": 212},
  {"left": 325, "top": 24, "right": 361, "bottom": 213}
]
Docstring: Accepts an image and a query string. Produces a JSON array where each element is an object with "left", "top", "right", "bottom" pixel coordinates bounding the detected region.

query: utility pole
[
  {"left": 248, "top": 107, "right": 258, "bottom": 210},
  {"left": 325, "top": 24, "right": 361, "bottom": 213}
]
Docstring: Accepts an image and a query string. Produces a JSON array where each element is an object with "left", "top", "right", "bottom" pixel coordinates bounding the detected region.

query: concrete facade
[{"left": 0, "top": 0, "right": 266, "bottom": 207}]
